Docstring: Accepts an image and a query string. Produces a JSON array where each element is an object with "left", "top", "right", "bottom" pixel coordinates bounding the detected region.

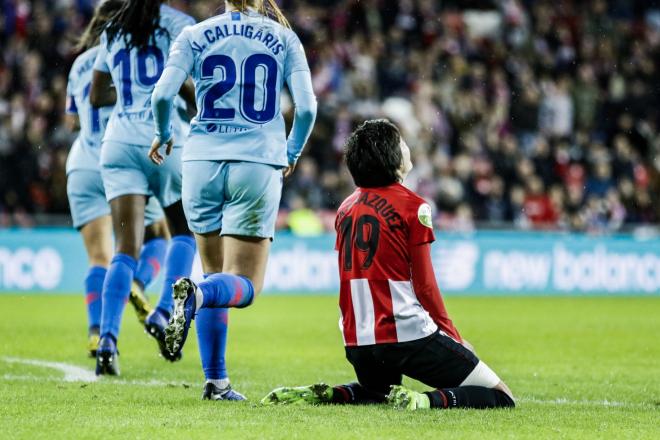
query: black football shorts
[{"left": 344, "top": 331, "right": 481, "bottom": 395}]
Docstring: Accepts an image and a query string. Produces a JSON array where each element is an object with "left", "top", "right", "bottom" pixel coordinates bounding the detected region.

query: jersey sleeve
[
  {"left": 334, "top": 212, "right": 343, "bottom": 251},
  {"left": 65, "top": 73, "right": 78, "bottom": 114},
  {"left": 407, "top": 201, "right": 435, "bottom": 246},
  {"left": 166, "top": 28, "right": 194, "bottom": 75},
  {"left": 167, "top": 12, "right": 196, "bottom": 40},
  {"left": 285, "top": 70, "right": 317, "bottom": 164},
  {"left": 410, "top": 243, "right": 461, "bottom": 341},
  {"left": 93, "top": 32, "right": 110, "bottom": 73},
  {"left": 284, "top": 31, "right": 310, "bottom": 79}
]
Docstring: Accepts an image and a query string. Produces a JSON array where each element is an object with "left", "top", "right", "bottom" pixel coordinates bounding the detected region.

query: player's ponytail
[
  {"left": 105, "top": 0, "right": 168, "bottom": 51},
  {"left": 261, "top": 0, "right": 291, "bottom": 29},
  {"left": 76, "top": 0, "right": 124, "bottom": 51},
  {"left": 227, "top": 0, "right": 291, "bottom": 29}
]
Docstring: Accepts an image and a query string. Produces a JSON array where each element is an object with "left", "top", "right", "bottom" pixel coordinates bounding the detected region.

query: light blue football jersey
[
  {"left": 65, "top": 46, "right": 113, "bottom": 174},
  {"left": 93, "top": 4, "right": 195, "bottom": 147},
  {"left": 166, "top": 10, "right": 311, "bottom": 166}
]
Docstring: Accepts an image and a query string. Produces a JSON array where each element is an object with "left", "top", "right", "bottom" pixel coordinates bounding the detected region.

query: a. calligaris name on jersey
[{"left": 0, "top": 247, "right": 63, "bottom": 290}]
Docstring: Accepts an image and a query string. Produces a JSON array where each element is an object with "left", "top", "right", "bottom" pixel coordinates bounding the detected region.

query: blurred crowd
[{"left": 1, "top": 0, "right": 659, "bottom": 233}]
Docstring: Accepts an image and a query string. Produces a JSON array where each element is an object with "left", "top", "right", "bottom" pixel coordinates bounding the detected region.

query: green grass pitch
[{"left": 0, "top": 294, "right": 658, "bottom": 439}]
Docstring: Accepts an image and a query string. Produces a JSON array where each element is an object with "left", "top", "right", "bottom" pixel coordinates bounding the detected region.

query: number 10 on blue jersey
[{"left": 113, "top": 47, "right": 165, "bottom": 107}]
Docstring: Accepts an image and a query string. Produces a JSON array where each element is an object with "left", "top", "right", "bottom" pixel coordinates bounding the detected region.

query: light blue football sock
[
  {"left": 100, "top": 253, "right": 137, "bottom": 341},
  {"left": 134, "top": 238, "right": 167, "bottom": 289},
  {"left": 196, "top": 303, "right": 229, "bottom": 380},
  {"left": 84, "top": 266, "right": 106, "bottom": 330},
  {"left": 157, "top": 235, "right": 196, "bottom": 315},
  {"left": 199, "top": 273, "right": 254, "bottom": 308}
]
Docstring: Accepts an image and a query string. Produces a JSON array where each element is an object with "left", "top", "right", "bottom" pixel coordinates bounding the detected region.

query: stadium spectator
[{"left": 1, "top": 0, "right": 660, "bottom": 233}]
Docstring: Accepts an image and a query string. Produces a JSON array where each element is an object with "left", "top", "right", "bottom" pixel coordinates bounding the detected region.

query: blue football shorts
[
  {"left": 100, "top": 141, "right": 182, "bottom": 209},
  {"left": 182, "top": 160, "right": 283, "bottom": 238},
  {"left": 67, "top": 169, "right": 165, "bottom": 229}
]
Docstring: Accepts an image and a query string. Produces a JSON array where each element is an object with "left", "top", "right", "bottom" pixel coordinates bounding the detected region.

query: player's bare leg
[
  {"left": 110, "top": 195, "right": 146, "bottom": 259},
  {"left": 220, "top": 235, "right": 271, "bottom": 296},
  {"left": 81, "top": 215, "right": 113, "bottom": 267},
  {"left": 166, "top": 233, "right": 268, "bottom": 356},
  {"left": 165, "top": 234, "right": 268, "bottom": 400},
  {"left": 196, "top": 230, "right": 223, "bottom": 274},
  {"left": 165, "top": 230, "right": 246, "bottom": 400},
  {"left": 80, "top": 215, "right": 113, "bottom": 356}
]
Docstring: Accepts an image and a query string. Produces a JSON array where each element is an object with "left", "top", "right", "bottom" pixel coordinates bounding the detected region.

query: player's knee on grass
[
  {"left": 461, "top": 361, "right": 501, "bottom": 389},
  {"left": 462, "top": 361, "right": 515, "bottom": 399},
  {"left": 424, "top": 360, "right": 515, "bottom": 409}
]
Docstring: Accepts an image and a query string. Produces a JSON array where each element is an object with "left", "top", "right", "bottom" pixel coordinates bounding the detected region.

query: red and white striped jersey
[{"left": 335, "top": 183, "right": 438, "bottom": 346}]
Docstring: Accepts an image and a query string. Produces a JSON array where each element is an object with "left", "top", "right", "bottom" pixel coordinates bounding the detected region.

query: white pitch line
[
  {"left": 2, "top": 356, "right": 97, "bottom": 383},
  {"left": 0, "top": 357, "right": 657, "bottom": 410},
  {"left": 1, "top": 372, "right": 187, "bottom": 388},
  {"left": 517, "top": 397, "right": 655, "bottom": 409},
  {"left": 1, "top": 357, "right": 189, "bottom": 387}
]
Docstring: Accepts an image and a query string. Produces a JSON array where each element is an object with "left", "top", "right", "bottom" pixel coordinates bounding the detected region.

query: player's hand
[
  {"left": 283, "top": 162, "right": 297, "bottom": 179},
  {"left": 149, "top": 137, "right": 173, "bottom": 165}
]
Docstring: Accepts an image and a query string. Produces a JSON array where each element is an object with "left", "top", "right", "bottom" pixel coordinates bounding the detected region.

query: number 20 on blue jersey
[{"left": 200, "top": 53, "right": 277, "bottom": 124}]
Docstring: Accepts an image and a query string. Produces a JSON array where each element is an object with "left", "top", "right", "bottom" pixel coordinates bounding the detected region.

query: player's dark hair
[
  {"left": 76, "top": 0, "right": 124, "bottom": 51},
  {"left": 227, "top": 0, "right": 291, "bottom": 28},
  {"left": 105, "top": 0, "right": 168, "bottom": 51},
  {"left": 345, "top": 119, "right": 403, "bottom": 188}
]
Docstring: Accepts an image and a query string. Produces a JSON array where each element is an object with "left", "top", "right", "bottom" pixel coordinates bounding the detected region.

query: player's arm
[
  {"left": 178, "top": 77, "right": 197, "bottom": 119},
  {"left": 150, "top": 66, "right": 187, "bottom": 163},
  {"left": 407, "top": 202, "right": 463, "bottom": 342},
  {"left": 150, "top": 28, "right": 194, "bottom": 164},
  {"left": 284, "top": 33, "right": 317, "bottom": 178},
  {"left": 64, "top": 114, "right": 80, "bottom": 132},
  {"left": 90, "top": 71, "right": 116, "bottom": 108},
  {"left": 409, "top": 242, "right": 462, "bottom": 342},
  {"left": 90, "top": 32, "right": 116, "bottom": 108},
  {"left": 64, "top": 79, "right": 80, "bottom": 131}
]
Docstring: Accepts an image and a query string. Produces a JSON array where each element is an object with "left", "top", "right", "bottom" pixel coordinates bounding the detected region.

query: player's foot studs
[
  {"left": 260, "top": 383, "right": 332, "bottom": 405},
  {"left": 387, "top": 385, "right": 430, "bottom": 410},
  {"left": 95, "top": 335, "right": 120, "bottom": 376},
  {"left": 164, "top": 277, "right": 197, "bottom": 359},
  {"left": 145, "top": 307, "right": 181, "bottom": 362}
]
